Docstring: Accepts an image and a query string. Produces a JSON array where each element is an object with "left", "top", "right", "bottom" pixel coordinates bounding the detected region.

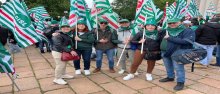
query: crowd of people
[{"left": 1, "top": 14, "right": 220, "bottom": 91}]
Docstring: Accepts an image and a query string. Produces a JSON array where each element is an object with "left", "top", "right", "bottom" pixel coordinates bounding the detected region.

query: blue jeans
[
  {"left": 96, "top": 49, "right": 115, "bottom": 69},
  {"left": 39, "top": 40, "right": 49, "bottom": 51},
  {"left": 216, "top": 45, "right": 220, "bottom": 65},
  {"left": 162, "top": 52, "right": 185, "bottom": 83},
  {"left": 74, "top": 49, "right": 92, "bottom": 70},
  {"left": 196, "top": 43, "right": 215, "bottom": 65}
]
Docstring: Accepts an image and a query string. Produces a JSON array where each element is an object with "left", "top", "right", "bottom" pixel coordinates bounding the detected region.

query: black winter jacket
[
  {"left": 131, "top": 30, "right": 165, "bottom": 51},
  {"left": 0, "top": 26, "right": 9, "bottom": 45},
  {"left": 52, "top": 31, "right": 74, "bottom": 52},
  {"left": 195, "top": 22, "right": 220, "bottom": 45}
]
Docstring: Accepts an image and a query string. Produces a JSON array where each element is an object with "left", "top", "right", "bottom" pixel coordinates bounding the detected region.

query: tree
[
  {"left": 112, "top": 0, "right": 138, "bottom": 21},
  {"left": 112, "top": 0, "right": 175, "bottom": 20},
  {"left": 25, "top": 0, "right": 70, "bottom": 20}
]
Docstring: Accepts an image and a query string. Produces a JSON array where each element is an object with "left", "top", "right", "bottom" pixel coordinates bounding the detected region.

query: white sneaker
[
  {"left": 123, "top": 74, "right": 134, "bottom": 80},
  {"left": 62, "top": 74, "right": 74, "bottom": 79},
  {"left": 118, "top": 69, "right": 125, "bottom": 74},
  {"left": 146, "top": 73, "right": 153, "bottom": 81},
  {"left": 84, "top": 70, "right": 91, "bottom": 75},
  {"left": 134, "top": 71, "right": 139, "bottom": 75},
  {"left": 53, "top": 79, "right": 67, "bottom": 85},
  {"left": 75, "top": 69, "right": 81, "bottom": 75}
]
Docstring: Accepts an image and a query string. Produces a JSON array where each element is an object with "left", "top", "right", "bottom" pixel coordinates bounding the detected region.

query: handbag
[
  {"left": 61, "top": 52, "right": 80, "bottom": 61},
  {"left": 171, "top": 39, "right": 207, "bottom": 65}
]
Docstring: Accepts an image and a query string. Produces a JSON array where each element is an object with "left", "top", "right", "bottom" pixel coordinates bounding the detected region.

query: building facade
[{"left": 191, "top": 0, "right": 220, "bottom": 16}]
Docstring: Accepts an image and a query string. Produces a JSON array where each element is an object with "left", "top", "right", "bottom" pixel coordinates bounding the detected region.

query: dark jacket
[
  {"left": 44, "top": 26, "right": 59, "bottom": 39},
  {"left": 215, "top": 23, "right": 220, "bottom": 43},
  {"left": 164, "top": 28, "right": 195, "bottom": 57},
  {"left": 0, "top": 26, "right": 10, "bottom": 45},
  {"left": 52, "top": 31, "right": 74, "bottom": 53},
  {"left": 195, "top": 22, "right": 220, "bottom": 45},
  {"left": 93, "top": 27, "right": 118, "bottom": 50},
  {"left": 131, "top": 30, "right": 165, "bottom": 51},
  {"left": 73, "top": 31, "right": 95, "bottom": 50}
]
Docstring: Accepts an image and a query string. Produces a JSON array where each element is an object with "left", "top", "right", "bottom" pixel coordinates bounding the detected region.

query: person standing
[
  {"left": 51, "top": 17, "right": 77, "bottom": 85},
  {"left": 116, "top": 19, "right": 135, "bottom": 74},
  {"left": 123, "top": 19, "right": 163, "bottom": 81},
  {"left": 93, "top": 19, "right": 118, "bottom": 73},
  {"left": 195, "top": 18, "right": 220, "bottom": 66},
  {"left": 159, "top": 18, "right": 195, "bottom": 91},
  {"left": 73, "top": 20, "right": 95, "bottom": 75}
]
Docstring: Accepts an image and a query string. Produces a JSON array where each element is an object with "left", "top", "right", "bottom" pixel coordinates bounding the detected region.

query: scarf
[
  {"left": 167, "top": 24, "right": 185, "bottom": 37},
  {"left": 145, "top": 30, "right": 158, "bottom": 40}
]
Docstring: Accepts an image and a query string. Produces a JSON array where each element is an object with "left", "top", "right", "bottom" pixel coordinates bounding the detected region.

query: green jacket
[{"left": 73, "top": 31, "right": 95, "bottom": 50}]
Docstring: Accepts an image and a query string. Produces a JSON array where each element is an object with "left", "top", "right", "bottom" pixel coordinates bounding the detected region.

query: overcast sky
[{"left": 85, "top": 0, "right": 114, "bottom": 8}]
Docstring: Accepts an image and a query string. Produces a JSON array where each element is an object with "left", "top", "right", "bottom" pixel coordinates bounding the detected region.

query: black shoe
[
  {"left": 47, "top": 49, "right": 51, "bottom": 52},
  {"left": 210, "top": 64, "right": 220, "bottom": 67},
  {"left": 40, "top": 50, "right": 45, "bottom": 53},
  {"left": 159, "top": 77, "right": 174, "bottom": 82},
  {"left": 174, "top": 82, "right": 184, "bottom": 91}
]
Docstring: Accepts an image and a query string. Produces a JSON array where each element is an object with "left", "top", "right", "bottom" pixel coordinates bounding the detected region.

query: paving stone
[
  {"left": 189, "top": 83, "right": 220, "bottom": 94},
  {"left": 17, "top": 71, "right": 34, "bottom": 78},
  {"left": 185, "top": 73, "right": 204, "bottom": 81},
  {"left": 69, "top": 77, "right": 103, "bottom": 94},
  {"left": 90, "top": 91, "right": 109, "bottom": 94},
  {"left": 14, "top": 88, "right": 41, "bottom": 94},
  {"left": 89, "top": 74, "right": 113, "bottom": 84},
  {"left": 44, "top": 88, "right": 75, "bottom": 94},
  {"left": 39, "top": 77, "right": 68, "bottom": 91},
  {"left": 34, "top": 69, "right": 54, "bottom": 79},
  {"left": 176, "top": 89, "right": 204, "bottom": 94},
  {"left": 15, "top": 77, "right": 39, "bottom": 90},
  {"left": 151, "top": 79, "right": 176, "bottom": 92},
  {"left": 14, "top": 61, "right": 30, "bottom": 67},
  {"left": 198, "top": 78, "right": 220, "bottom": 89},
  {"left": 206, "top": 74, "right": 220, "bottom": 81},
  {"left": 32, "top": 63, "right": 51, "bottom": 70},
  {"left": 0, "top": 85, "right": 12, "bottom": 94},
  {"left": 15, "top": 66, "right": 32, "bottom": 73},
  {"left": 152, "top": 69, "right": 167, "bottom": 76},
  {"left": 100, "top": 82, "right": 137, "bottom": 94},
  {"left": 139, "top": 86, "right": 173, "bottom": 94},
  {"left": 116, "top": 77, "right": 155, "bottom": 90},
  {"left": 0, "top": 76, "right": 12, "bottom": 86}
]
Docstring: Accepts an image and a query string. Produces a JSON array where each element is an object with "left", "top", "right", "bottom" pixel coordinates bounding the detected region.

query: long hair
[{"left": 74, "top": 24, "right": 89, "bottom": 32}]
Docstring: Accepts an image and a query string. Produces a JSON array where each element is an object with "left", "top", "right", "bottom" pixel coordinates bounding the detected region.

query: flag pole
[
  {"left": 116, "top": 33, "right": 132, "bottom": 66},
  {"left": 75, "top": 18, "right": 78, "bottom": 49},
  {"left": 141, "top": 16, "right": 147, "bottom": 54},
  {"left": 6, "top": 73, "right": 20, "bottom": 91},
  {"left": 96, "top": 9, "right": 99, "bottom": 40}
]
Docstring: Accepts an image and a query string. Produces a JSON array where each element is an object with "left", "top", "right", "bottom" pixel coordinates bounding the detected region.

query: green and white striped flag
[
  {"left": 0, "top": 0, "right": 41, "bottom": 48},
  {"left": 204, "top": 1, "right": 217, "bottom": 18},
  {"left": 28, "top": 6, "right": 50, "bottom": 19},
  {"left": 0, "top": 42, "right": 15, "bottom": 74},
  {"left": 35, "top": 21, "right": 48, "bottom": 42},
  {"left": 135, "top": 0, "right": 163, "bottom": 24},
  {"left": 187, "top": 0, "right": 200, "bottom": 18},
  {"left": 94, "top": 0, "right": 111, "bottom": 9},
  {"left": 173, "top": 0, "right": 187, "bottom": 19}
]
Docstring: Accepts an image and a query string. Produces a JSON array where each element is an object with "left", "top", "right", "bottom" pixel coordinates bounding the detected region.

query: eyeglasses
[
  {"left": 100, "top": 22, "right": 107, "bottom": 24},
  {"left": 168, "top": 22, "right": 177, "bottom": 25}
]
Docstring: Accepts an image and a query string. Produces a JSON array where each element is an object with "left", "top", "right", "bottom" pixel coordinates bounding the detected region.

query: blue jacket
[{"left": 164, "top": 28, "right": 195, "bottom": 57}]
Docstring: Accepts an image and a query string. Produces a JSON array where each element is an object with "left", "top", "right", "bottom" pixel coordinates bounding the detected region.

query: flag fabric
[
  {"left": 204, "top": 1, "right": 217, "bottom": 18},
  {"left": 28, "top": 6, "right": 50, "bottom": 19},
  {"left": 173, "top": 0, "right": 187, "bottom": 19},
  {"left": 135, "top": 0, "right": 163, "bottom": 25},
  {"left": 187, "top": 0, "right": 200, "bottom": 18},
  {"left": 166, "top": 2, "right": 176, "bottom": 18},
  {"left": 92, "top": 0, "right": 119, "bottom": 30},
  {"left": 69, "top": 0, "right": 93, "bottom": 30},
  {"left": 0, "top": 42, "right": 15, "bottom": 74},
  {"left": 35, "top": 21, "right": 48, "bottom": 42},
  {"left": 0, "top": 0, "right": 41, "bottom": 48},
  {"left": 136, "top": 0, "right": 145, "bottom": 12}
]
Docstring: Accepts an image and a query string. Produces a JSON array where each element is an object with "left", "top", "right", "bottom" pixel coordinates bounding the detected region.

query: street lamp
[{"left": 64, "top": 11, "right": 68, "bottom": 17}]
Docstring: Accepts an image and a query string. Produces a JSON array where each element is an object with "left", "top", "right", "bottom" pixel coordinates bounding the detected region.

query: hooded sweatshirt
[{"left": 195, "top": 22, "right": 220, "bottom": 45}]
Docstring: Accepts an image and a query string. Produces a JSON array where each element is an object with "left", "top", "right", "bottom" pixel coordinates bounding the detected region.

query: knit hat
[
  {"left": 77, "top": 20, "right": 86, "bottom": 25},
  {"left": 119, "top": 19, "right": 129, "bottom": 23},
  {"left": 59, "top": 16, "right": 70, "bottom": 27},
  {"left": 99, "top": 18, "right": 108, "bottom": 23},
  {"left": 145, "top": 19, "right": 157, "bottom": 26},
  {"left": 167, "top": 18, "right": 181, "bottom": 23}
]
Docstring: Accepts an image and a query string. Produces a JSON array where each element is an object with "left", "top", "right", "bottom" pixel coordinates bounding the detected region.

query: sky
[
  {"left": 0, "top": 0, "right": 6, "bottom": 3},
  {"left": 85, "top": 0, "right": 114, "bottom": 8}
]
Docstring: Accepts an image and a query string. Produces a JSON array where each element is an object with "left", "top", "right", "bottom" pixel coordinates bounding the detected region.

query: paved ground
[{"left": 1, "top": 46, "right": 220, "bottom": 94}]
